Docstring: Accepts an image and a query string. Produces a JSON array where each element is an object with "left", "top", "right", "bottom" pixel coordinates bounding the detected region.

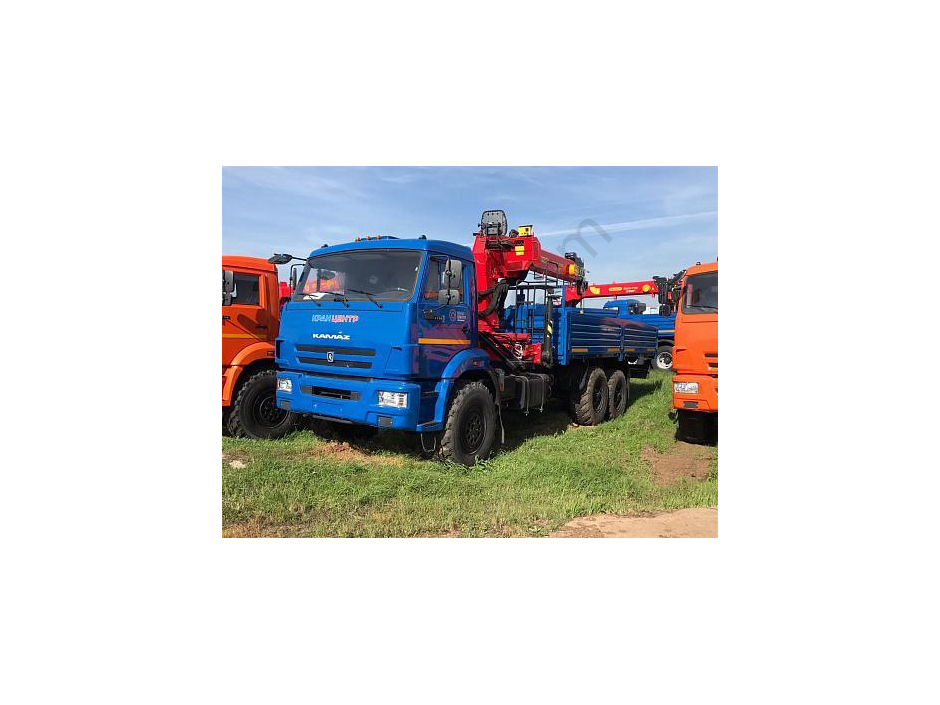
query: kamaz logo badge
[
  {"left": 327, "top": 351, "right": 335, "bottom": 362},
  {"left": 312, "top": 333, "right": 351, "bottom": 341}
]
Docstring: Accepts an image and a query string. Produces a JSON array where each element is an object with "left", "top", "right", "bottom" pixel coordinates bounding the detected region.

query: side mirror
[
  {"left": 659, "top": 304, "right": 672, "bottom": 316},
  {"left": 222, "top": 270, "right": 235, "bottom": 306},
  {"left": 443, "top": 260, "right": 462, "bottom": 288},
  {"left": 438, "top": 289, "right": 460, "bottom": 305},
  {"left": 268, "top": 253, "right": 293, "bottom": 265}
]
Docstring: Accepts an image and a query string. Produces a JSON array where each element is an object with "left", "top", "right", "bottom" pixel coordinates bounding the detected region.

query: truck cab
[
  {"left": 222, "top": 256, "right": 298, "bottom": 439},
  {"left": 671, "top": 261, "right": 718, "bottom": 442},
  {"left": 275, "top": 238, "right": 486, "bottom": 436}
]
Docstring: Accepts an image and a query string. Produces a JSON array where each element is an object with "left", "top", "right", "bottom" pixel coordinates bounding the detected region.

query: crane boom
[
  {"left": 581, "top": 280, "right": 660, "bottom": 298},
  {"left": 579, "top": 270, "right": 686, "bottom": 313},
  {"left": 472, "top": 210, "right": 585, "bottom": 331}
]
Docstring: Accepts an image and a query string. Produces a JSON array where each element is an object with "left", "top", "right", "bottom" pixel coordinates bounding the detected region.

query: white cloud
[
  {"left": 539, "top": 211, "right": 717, "bottom": 238},
  {"left": 223, "top": 166, "right": 366, "bottom": 201}
]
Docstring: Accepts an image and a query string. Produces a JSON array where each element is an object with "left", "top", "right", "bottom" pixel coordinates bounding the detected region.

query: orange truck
[
  {"left": 671, "top": 261, "right": 718, "bottom": 443},
  {"left": 222, "top": 256, "right": 298, "bottom": 438}
]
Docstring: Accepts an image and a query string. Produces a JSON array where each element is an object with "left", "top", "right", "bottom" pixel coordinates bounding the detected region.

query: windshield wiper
[
  {"left": 332, "top": 293, "right": 350, "bottom": 308},
  {"left": 346, "top": 288, "right": 383, "bottom": 308}
]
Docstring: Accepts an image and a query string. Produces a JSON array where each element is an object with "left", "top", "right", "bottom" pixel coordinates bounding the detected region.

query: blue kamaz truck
[
  {"left": 272, "top": 210, "right": 657, "bottom": 464},
  {"left": 602, "top": 299, "right": 676, "bottom": 370}
]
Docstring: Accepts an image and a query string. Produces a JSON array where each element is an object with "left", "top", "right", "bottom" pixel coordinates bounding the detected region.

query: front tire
[
  {"left": 227, "top": 369, "right": 299, "bottom": 439},
  {"left": 439, "top": 381, "right": 497, "bottom": 465},
  {"left": 653, "top": 345, "right": 674, "bottom": 371},
  {"left": 570, "top": 366, "right": 609, "bottom": 426},
  {"left": 606, "top": 369, "right": 629, "bottom": 420},
  {"left": 676, "top": 409, "right": 716, "bottom": 444}
]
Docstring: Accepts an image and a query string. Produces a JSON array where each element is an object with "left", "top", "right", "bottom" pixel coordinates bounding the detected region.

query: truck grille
[
  {"left": 295, "top": 344, "right": 375, "bottom": 369},
  {"left": 297, "top": 357, "right": 372, "bottom": 369},
  {"left": 296, "top": 344, "right": 376, "bottom": 357}
]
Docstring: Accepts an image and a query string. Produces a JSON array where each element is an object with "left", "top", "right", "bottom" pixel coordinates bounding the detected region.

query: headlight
[
  {"left": 377, "top": 391, "right": 408, "bottom": 408},
  {"left": 277, "top": 378, "right": 293, "bottom": 393},
  {"left": 674, "top": 382, "right": 699, "bottom": 394}
]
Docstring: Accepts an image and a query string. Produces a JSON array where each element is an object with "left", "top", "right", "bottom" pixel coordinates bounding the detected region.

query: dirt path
[
  {"left": 642, "top": 442, "right": 714, "bottom": 485},
  {"left": 550, "top": 507, "right": 717, "bottom": 538}
]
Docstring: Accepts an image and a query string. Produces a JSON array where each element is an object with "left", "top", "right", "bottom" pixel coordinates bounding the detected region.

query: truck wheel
[
  {"left": 676, "top": 409, "right": 710, "bottom": 444},
  {"left": 227, "top": 369, "right": 298, "bottom": 439},
  {"left": 439, "top": 381, "right": 496, "bottom": 465},
  {"left": 606, "top": 370, "right": 629, "bottom": 420},
  {"left": 653, "top": 345, "right": 674, "bottom": 371},
  {"left": 570, "top": 366, "right": 608, "bottom": 426}
]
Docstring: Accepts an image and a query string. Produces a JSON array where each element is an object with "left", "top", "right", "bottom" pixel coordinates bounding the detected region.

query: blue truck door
[{"left": 417, "top": 255, "right": 472, "bottom": 377}]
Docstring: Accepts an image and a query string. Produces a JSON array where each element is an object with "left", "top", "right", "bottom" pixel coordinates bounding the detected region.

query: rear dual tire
[
  {"left": 570, "top": 367, "right": 609, "bottom": 426},
  {"left": 606, "top": 370, "right": 629, "bottom": 420},
  {"left": 569, "top": 367, "right": 631, "bottom": 425}
]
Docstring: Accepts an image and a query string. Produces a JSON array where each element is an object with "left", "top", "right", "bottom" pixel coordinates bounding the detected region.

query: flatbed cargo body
[{"left": 503, "top": 303, "right": 658, "bottom": 364}]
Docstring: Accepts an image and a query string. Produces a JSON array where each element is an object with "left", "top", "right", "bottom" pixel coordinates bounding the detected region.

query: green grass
[{"left": 222, "top": 370, "right": 717, "bottom": 537}]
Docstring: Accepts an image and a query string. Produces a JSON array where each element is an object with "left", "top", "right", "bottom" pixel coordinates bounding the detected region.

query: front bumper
[
  {"left": 672, "top": 373, "right": 717, "bottom": 412},
  {"left": 275, "top": 370, "right": 432, "bottom": 431}
]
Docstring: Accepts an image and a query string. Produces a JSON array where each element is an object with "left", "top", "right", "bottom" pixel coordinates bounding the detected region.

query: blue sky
[{"left": 223, "top": 166, "right": 717, "bottom": 306}]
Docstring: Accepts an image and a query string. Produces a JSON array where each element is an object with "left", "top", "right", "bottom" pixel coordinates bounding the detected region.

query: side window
[
  {"left": 232, "top": 272, "right": 261, "bottom": 306},
  {"left": 422, "top": 258, "right": 464, "bottom": 303},
  {"left": 421, "top": 260, "right": 441, "bottom": 301}
]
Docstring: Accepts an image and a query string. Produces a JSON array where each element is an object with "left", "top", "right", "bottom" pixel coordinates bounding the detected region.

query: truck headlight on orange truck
[
  {"left": 277, "top": 378, "right": 293, "bottom": 393},
  {"left": 378, "top": 391, "right": 408, "bottom": 408},
  {"left": 674, "top": 381, "right": 699, "bottom": 394}
]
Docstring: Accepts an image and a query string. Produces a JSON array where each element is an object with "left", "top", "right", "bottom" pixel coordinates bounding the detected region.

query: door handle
[
  {"left": 222, "top": 315, "right": 230, "bottom": 321},
  {"left": 461, "top": 324, "right": 470, "bottom": 333},
  {"left": 255, "top": 325, "right": 268, "bottom": 330}
]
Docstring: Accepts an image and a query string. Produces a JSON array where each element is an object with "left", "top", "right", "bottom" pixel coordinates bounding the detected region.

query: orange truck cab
[
  {"left": 222, "top": 256, "right": 297, "bottom": 438},
  {"left": 671, "top": 261, "right": 718, "bottom": 443}
]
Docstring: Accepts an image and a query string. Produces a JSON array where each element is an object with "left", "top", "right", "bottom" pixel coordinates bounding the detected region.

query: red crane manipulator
[
  {"left": 469, "top": 211, "right": 687, "bottom": 366},
  {"left": 472, "top": 210, "right": 587, "bottom": 364},
  {"left": 473, "top": 210, "right": 586, "bottom": 327}
]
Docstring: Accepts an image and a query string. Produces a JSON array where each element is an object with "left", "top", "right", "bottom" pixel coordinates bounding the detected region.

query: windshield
[
  {"left": 681, "top": 271, "right": 718, "bottom": 314},
  {"left": 293, "top": 249, "right": 423, "bottom": 303}
]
